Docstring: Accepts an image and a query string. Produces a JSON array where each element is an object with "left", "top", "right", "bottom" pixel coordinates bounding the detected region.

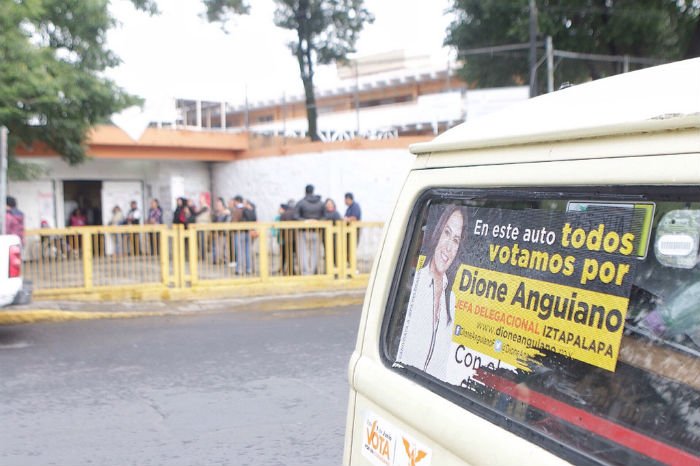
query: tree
[
  {"left": 273, "top": 0, "right": 373, "bottom": 141},
  {"left": 204, "top": 0, "right": 373, "bottom": 142},
  {"left": 445, "top": 0, "right": 700, "bottom": 92},
  {"left": 0, "top": 0, "right": 157, "bottom": 177}
]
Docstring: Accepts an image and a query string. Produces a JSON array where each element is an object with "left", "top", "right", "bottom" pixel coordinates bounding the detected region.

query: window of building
[
  {"left": 359, "top": 95, "right": 413, "bottom": 108},
  {"left": 383, "top": 186, "right": 700, "bottom": 466}
]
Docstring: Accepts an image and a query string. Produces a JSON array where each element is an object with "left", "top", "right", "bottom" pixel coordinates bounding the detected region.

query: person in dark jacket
[
  {"left": 279, "top": 200, "right": 296, "bottom": 275},
  {"left": 293, "top": 184, "right": 324, "bottom": 275},
  {"left": 230, "top": 195, "right": 253, "bottom": 275},
  {"left": 173, "top": 197, "right": 189, "bottom": 226},
  {"left": 322, "top": 198, "right": 341, "bottom": 221},
  {"left": 293, "top": 184, "right": 324, "bottom": 220},
  {"left": 5, "top": 196, "right": 24, "bottom": 245}
]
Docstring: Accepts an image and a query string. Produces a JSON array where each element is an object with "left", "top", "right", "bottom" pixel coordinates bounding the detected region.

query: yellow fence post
[
  {"left": 338, "top": 221, "right": 347, "bottom": 279},
  {"left": 160, "top": 227, "right": 170, "bottom": 286},
  {"left": 324, "top": 223, "right": 334, "bottom": 277},
  {"left": 187, "top": 226, "right": 198, "bottom": 287},
  {"left": 176, "top": 224, "right": 185, "bottom": 288},
  {"left": 82, "top": 229, "right": 93, "bottom": 289},
  {"left": 349, "top": 223, "right": 358, "bottom": 278},
  {"left": 334, "top": 222, "right": 342, "bottom": 278},
  {"left": 258, "top": 224, "right": 269, "bottom": 281}
]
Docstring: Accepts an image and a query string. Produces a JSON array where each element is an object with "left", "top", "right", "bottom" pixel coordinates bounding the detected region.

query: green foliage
[
  {"left": 202, "top": 0, "right": 249, "bottom": 23},
  {"left": 0, "top": 0, "right": 156, "bottom": 178},
  {"left": 445, "top": 0, "right": 700, "bottom": 91},
  {"left": 274, "top": 0, "right": 373, "bottom": 66},
  {"left": 203, "top": 0, "right": 372, "bottom": 141},
  {"left": 273, "top": 0, "right": 373, "bottom": 141}
]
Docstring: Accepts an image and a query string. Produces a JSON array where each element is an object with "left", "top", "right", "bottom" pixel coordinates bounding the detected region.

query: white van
[{"left": 343, "top": 58, "right": 700, "bottom": 466}]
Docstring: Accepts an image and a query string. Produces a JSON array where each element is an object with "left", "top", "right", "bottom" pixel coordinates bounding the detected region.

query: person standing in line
[
  {"left": 186, "top": 199, "right": 197, "bottom": 224},
  {"left": 323, "top": 198, "right": 342, "bottom": 272},
  {"left": 147, "top": 199, "right": 162, "bottom": 225},
  {"left": 279, "top": 200, "right": 296, "bottom": 275},
  {"left": 323, "top": 198, "right": 341, "bottom": 221},
  {"left": 173, "top": 197, "right": 189, "bottom": 226},
  {"left": 212, "top": 197, "right": 231, "bottom": 264},
  {"left": 125, "top": 200, "right": 141, "bottom": 255},
  {"left": 5, "top": 196, "right": 24, "bottom": 245},
  {"left": 146, "top": 199, "right": 163, "bottom": 255},
  {"left": 68, "top": 207, "right": 87, "bottom": 256},
  {"left": 243, "top": 199, "right": 258, "bottom": 273},
  {"left": 293, "top": 184, "right": 324, "bottom": 275},
  {"left": 343, "top": 192, "right": 361, "bottom": 221},
  {"left": 70, "top": 207, "right": 87, "bottom": 226},
  {"left": 227, "top": 198, "right": 238, "bottom": 267},
  {"left": 125, "top": 200, "right": 141, "bottom": 225},
  {"left": 194, "top": 194, "right": 212, "bottom": 261},
  {"left": 108, "top": 205, "right": 125, "bottom": 255},
  {"left": 343, "top": 192, "right": 362, "bottom": 270},
  {"left": 242, "top": 199, "right": 257, "bottom": 222},
  {"left": 229, "top": 195, "right": 251, "bottom": 275}
]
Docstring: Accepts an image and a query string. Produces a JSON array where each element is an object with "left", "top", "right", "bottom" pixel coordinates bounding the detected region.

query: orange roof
[{"left": 14, "top": 125, "right": 430, "bottom": 162}]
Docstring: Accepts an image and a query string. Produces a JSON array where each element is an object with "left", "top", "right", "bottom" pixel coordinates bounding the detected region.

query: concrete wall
[
  {"left": 212, "top": 149, "right": 416, "bottom": 222},
  {"left": 10, "top": 148, "right": 416, "bottom": 229},
  {"left": 9, "top": 157, "right": 210, "bottom": 228}
]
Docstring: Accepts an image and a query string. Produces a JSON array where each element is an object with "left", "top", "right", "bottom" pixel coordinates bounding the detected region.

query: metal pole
[
  {"left": 546, "top": 36, "right": 554, "bottom": 93},
  {"left": 282, "top": 92, "right": 287, "bottom": 145},
  {"left": 220, "top": 101, "right": 226, "bottom": 130},
  {"left": 623, "top": 55, "right": 630, "bottom": 73},
  {"left": 354, "top": 61, "right": 360, "bottom": 136},
  {"left": 446, "top": 59, "right": 451, "bottom": 91},
  {"left": 244, "top": 84, "right": 249, "bottom": 130},
  {"left": 0, "top": 126, "right": 7, "bottom": 235},
  {"left": 528, "top": 0, "right": 538, "bottom": 97}
]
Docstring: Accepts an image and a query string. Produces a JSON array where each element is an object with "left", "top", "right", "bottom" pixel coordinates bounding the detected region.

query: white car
[{"left": 0, "top": 234, "right": 28, "bottom": 306}]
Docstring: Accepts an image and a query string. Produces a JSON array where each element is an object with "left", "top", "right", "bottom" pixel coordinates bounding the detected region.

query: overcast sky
[{"left": 105, "top": 0, "right": 455, "bottom": 107}]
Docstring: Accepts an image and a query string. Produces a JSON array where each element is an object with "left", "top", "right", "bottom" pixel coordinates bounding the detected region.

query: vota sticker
[{"left": 361, "top": 411, "right": 432, "bottom": 466}]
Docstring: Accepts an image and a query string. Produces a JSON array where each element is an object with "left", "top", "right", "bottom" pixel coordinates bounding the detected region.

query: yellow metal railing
[{"left": 23, "top": 221, "right": 383, "bottom": 296}]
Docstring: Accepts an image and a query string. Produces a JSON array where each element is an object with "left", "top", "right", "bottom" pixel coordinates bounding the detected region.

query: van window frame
[{"left": 379, "top": 184, "right": 700, "bottom": 466}]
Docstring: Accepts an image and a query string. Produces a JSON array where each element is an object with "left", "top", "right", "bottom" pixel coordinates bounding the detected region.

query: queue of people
[
  {"left": 22, "top": 187, "right": 362, "bottom": 275},
  {"left": 273, "top": 185, "right": 362, "bottom": 276}
]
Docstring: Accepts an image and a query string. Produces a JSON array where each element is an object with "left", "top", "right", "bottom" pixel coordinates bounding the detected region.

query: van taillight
[{"left": 9, "top": 245, "right": 21, "bottom": 278}]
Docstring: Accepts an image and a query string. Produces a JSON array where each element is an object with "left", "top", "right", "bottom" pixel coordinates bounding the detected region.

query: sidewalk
[{"left": 0, "top": 289, "right": 367, "bottom": 325}]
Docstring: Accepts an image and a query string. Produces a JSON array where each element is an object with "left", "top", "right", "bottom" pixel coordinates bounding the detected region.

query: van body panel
[
  {"left": 410, "top": 58, "right": 699, "bottom": 156},
  {"left": 423, "top": 128, "right": 700, "bottom": 170},
  {"left": 345, "top": 59, "right": 700, "bottom": 466},
  {"left": 345, "top": 150, "right": 699, "bottom": 465}
]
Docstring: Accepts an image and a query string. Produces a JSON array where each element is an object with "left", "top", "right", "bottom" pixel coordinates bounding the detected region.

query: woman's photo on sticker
[{"left": 396, "top": 204, "right": 468, "bottom": 380}]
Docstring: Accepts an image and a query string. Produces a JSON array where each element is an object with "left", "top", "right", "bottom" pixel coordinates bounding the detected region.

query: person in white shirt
[
  {"left": 397, "top": 205, "right": 467, "bottom": 380},
  {"left": 125, "top": 201, "right": 141, "bottom": 225}
]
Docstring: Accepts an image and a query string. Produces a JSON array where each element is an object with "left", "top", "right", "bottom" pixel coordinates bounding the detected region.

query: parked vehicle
[
  {"left": 0, "top": 234, "right": 30, "bottom": 307},
  {"left": 343, "top": 58, "right": 700, "bottom": 466}
]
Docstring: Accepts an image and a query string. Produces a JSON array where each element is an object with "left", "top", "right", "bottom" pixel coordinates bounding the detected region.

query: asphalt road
[{"left": 0, "top": 304, "right": 362, "bottom": 466}]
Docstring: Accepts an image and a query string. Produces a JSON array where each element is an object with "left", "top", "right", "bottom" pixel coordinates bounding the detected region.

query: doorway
[{"left": 63, "top": 180, "right": 103, "bottom": 226}]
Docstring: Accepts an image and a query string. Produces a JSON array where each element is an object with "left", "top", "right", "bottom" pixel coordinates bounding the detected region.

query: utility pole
[
  {"left": 282, "top": 92, "right": 287, "bottom": 145},
  {"left": 354, "top": 60, "right": 360, "bottom": 136},
  {"left": 529, "top": 0, "right": 538, "bottom": 98},
  {"left": 244, "top": 84, "right": 249, "bottom": 130},
  {"left": 0, "top": 127, "right": 7, "bottom": 235},
  {"left": 546, "top": 35, "right": 554, "bottom": 93}
]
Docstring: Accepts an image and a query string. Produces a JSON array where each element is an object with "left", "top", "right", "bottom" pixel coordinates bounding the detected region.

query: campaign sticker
[{"left": 361, "top": 411, "right": 432, "bottom": 466}]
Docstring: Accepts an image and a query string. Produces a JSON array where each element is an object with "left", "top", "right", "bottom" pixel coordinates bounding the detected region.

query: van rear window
[{"left": 383, "top": 186, "right": 700, "bottom": 466}]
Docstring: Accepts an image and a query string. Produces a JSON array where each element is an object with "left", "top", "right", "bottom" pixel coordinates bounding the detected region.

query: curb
[{"left": 0, "top": 289, "right": 366, "bottom": 325}]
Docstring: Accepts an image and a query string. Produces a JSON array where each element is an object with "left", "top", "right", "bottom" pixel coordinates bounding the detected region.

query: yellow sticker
[{"left": 452, "top": 265, "right": 629, "bottom": 372}]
